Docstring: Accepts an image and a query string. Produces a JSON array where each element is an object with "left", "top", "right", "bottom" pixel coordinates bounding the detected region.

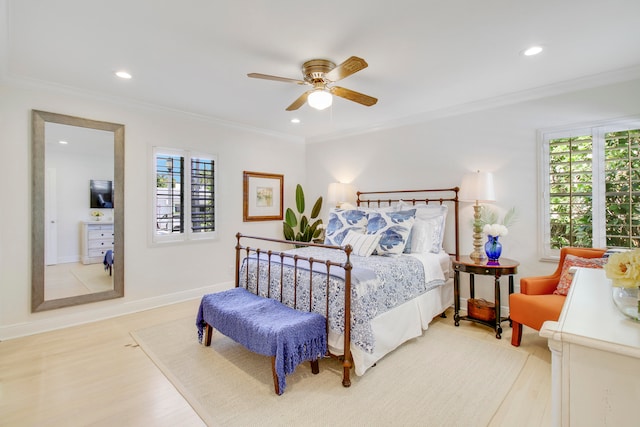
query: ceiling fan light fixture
[
  {"left": 307, "top": 89, "right": 333, "bottom": 110},
  {"left": 248, "top": 56, "right": 376, "bottom": 110}
]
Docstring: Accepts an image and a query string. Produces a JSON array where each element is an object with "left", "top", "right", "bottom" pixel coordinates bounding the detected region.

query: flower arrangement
[
  {"left": 483, "top": 223, "right": 508, "bottom": 237},
  {"left": 604, "top": 249, "right": 640, "bottom": 288}
]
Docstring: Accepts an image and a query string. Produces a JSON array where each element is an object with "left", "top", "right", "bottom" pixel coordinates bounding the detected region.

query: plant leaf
[
  {"left": 283, "top": 222, "right": 295, "bottom": 241},
  {"left": 502, "top": 207, "right": 518, "bottom": 228},
  {"left": 285, "top": 208, "right": 297, "bottom": 227},
  {"left": 309, "top": 219, "right": 323, "bottom": 238},
  {"left": 300, "top": 215, "right": 309, "bottom": 233},
  {"left": 301, "top": 227, "right": 313, "bottom": 242},
  {"left": 310, "top": 197, "right": 323, "bottom": 219},
  {"left": 295, "top": 184, "right": 305, "bottom": 214}
]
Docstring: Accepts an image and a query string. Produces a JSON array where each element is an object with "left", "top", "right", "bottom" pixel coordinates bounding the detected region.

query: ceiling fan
[{"left": 247, "top": 56, "right": 377, "bottom": 111}]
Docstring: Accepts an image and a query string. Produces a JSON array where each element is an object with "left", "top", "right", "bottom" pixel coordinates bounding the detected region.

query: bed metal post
[
  {"left": 453, "top": 187, "right": 460, "bottom": 259},
  {"left": 342, "top": 245, "right": 353, "bottom": 387},
  {"left": 235, "top": 233, "right": 242, "bottom": 288}
]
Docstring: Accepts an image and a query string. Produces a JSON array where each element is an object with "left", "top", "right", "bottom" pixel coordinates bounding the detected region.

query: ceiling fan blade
[
  {"left": 247, "top": 73, "right": 307, "bottom": 85},
  {"left": 330, "top": 86, "right": 378, "bottom": 107},
  {"left": 324, "top": 56, "right": 368, "bottom": 82},
  {"left": 286, "top": 91, "right": 310, "bottom": 111}
]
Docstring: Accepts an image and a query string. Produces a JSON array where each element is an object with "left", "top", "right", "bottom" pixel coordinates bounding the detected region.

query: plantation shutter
[
  {"left": 604, "top": 129, "right": 640, "bottom": 247},
  {"left": 156, "top": 154, "right": 184, "bottom": 234},
  {"left": 548, "top": 136, "right": 594, "bottom": 248},
  {"left": 190, "top": 156, "right": 215, "bottom": 233}
]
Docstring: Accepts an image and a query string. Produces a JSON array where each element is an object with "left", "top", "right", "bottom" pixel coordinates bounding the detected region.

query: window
[
  {"left": 540, "top": 119, "right": 640, "bottom": 258},
  {"left": 153, "top": 147, "right": 217, "bottom": 243}
]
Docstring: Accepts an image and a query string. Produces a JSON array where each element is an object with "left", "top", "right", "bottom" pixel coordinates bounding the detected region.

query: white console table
[{"left": 540, "top": 268, "right": 640, "bottom": 426}]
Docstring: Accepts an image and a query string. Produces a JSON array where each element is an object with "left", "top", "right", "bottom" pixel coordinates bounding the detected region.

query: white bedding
[{"left": 328, "top": 250, "right": 453, "bottom": 375}]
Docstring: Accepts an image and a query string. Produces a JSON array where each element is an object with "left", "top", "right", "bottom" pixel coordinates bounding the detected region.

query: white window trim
[
  {"left": 538, "top": 116, "right": 640, "bottom": 261},
  {"left": 151, "top": 147, "right": 218, "bottom": 245}
]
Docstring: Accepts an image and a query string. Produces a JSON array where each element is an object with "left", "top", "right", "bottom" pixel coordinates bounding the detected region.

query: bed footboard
[{"left": 235, "top": 233, "right": 354, "bottom": 387}]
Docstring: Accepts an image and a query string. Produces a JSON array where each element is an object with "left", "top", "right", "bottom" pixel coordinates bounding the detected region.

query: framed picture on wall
[{"left": 243, "top": 171, "right": 284, "bottom": 221}]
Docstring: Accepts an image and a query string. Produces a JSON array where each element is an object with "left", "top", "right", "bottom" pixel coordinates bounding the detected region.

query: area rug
[
  {"left": 132, "top": 317, "right": 528, "bottom": 427},
  {"left": 71, "top": 263, "right": 113, "bottom": 292}
]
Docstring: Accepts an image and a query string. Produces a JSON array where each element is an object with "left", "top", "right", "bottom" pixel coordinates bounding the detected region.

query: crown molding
[
  {"left": 1, "top": 74, "right": 306, "bottom": 144},
  {"left": 306, "top": 64, "right": 640, "bottom": 144}
]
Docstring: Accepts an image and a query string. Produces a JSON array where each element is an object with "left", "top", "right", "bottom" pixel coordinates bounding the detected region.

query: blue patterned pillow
[
  {"left": 366, "top": 209, "right": 416, "bottom": 255},
  {"left": 324, "top": 208, "right": 368, "bottom": 246}
]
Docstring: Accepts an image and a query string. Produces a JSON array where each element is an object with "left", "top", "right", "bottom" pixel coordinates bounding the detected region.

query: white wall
[
  {"left": 306, "top": 78, "right": 640, "bottom": 304},
  {"left": 0, "top": 83, "right": 306, "bottom": 339},
  {"left": 2, "top": 77, "right": 639, "bottom": 338}
]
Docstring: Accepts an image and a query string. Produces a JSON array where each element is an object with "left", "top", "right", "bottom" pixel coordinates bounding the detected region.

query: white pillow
[
  {"left": 408, "top": 218, "right": 437, "bottom": 253},
  {"left": 398, "top": 202, "right": 448, "bottom": 253},
  {"left": 324, "top": 208, "right": 368, "bottom": 246},
  {"left": 341, "top": 230, "right": 381, "bottom": 257},
  {"left": 366, "top": 209, "right": 416, "bottom": 255}
]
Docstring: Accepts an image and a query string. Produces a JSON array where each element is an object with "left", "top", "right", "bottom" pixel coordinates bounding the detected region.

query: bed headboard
[{"left": 356, "top": 187, "right": 460, "bottom": 259}]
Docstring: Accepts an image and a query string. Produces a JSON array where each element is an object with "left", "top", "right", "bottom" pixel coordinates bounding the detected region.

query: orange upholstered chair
[{"left": 509, "top": 247, "right": 606, "bottom": 347}]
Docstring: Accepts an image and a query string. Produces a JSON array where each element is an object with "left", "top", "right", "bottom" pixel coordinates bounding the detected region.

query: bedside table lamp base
[{"left": 469, "top": 203, "right": 485, "bottom": 263}]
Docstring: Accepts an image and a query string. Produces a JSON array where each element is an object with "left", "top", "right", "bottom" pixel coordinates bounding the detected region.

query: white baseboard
[{"left": 0, "top": 281, "right": 232, "bottom": 340}]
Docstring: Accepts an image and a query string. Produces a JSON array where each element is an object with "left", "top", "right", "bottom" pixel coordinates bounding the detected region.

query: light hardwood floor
[
  {"left": 0, "top": 301, "right": 551, "bottom": 426},
  {"left": 44, "top": 262, "right": 114, "bottom": 300}
]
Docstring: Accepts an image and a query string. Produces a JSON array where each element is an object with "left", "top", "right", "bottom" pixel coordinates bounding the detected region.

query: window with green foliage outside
[{"left": 545, "top": 125, "right": 640, "bottom": 253}]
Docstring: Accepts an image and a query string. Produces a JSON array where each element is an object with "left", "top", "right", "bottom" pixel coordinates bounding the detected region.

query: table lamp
[
  {"left": 327, "top": 182, "right": 353, "bottom": 208},
  {"left": 459, "top": 170, "right": 496, "bottom": 262}
]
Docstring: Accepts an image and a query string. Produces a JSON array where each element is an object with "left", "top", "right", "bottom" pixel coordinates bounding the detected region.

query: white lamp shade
[
  {"left": 459, "top": 171, "right": 496, "bottom": 202},
  {"left": 308, "top": 90, "right": 333, "bottom": 110},
  {"left": 327, "top": 182, "right": 353, "bottom": 206}
]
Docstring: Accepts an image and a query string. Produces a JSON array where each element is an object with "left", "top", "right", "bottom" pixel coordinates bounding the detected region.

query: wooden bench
[{"left": 196, "top": 287, "right": 327, "bottom": 395}]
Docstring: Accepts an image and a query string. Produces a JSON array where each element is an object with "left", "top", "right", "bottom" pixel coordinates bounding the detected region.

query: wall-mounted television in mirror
[{"left": 90, "top": 179, "right": 113, "bottom": 208}]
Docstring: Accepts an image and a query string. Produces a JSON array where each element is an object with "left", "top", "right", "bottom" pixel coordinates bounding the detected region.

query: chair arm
[{"left": 520, "top": 276, "right": 559, "bottom": 295}]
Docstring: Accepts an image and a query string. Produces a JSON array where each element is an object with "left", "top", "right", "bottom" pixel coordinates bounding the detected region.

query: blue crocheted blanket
[{"left": 196, "top": 287, "right": 327, "bottom": 394}]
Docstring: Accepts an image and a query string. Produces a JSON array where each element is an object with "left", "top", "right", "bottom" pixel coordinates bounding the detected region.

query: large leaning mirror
[{"left": 32, "top": 110, "right": 124, "bottom": 312}]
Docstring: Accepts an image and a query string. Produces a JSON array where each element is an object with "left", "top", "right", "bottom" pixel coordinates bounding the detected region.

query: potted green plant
[{"left": 283, "top": 184, "right": 323, "bottom": 242}]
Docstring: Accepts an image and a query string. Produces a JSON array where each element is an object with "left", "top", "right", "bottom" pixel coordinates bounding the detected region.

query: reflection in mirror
[{"left": 32, "top": 111, "right": 124, "bottom": 312}]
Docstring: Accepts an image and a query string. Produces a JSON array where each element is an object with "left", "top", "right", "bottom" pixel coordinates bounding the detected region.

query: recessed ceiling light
[
  {"left": 523, "top": 46, "right": 543, "bottom": 56},
  {"left": 291, "top": 118, "right": 300, "bottom": 124},
  {"left": 115, "top": 71, "right": 132, "bottom": 79},
  {"left": 59, "top": 140, "right": 68, "bottom": 145}
]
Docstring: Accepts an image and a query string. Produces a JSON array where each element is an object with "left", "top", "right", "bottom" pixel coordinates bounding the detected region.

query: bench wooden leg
[
  {"left": 204, "top": 323, "right": 213, "bottom": 346},
  {"left": 271, "top": 356, "right": 280, "bottom": 395},
  {"left": 271, "top": 358, "right": 319, "bottom": 395}
]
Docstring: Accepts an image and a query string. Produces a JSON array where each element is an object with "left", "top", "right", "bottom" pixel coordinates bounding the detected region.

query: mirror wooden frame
[{"left": 32, "top": 110, "right": 125, "bottom": 312}]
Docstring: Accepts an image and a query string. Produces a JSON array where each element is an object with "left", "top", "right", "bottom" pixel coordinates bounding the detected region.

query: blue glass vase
[{"left": 484, "top": 235, "right": 502, "bottom": 262}]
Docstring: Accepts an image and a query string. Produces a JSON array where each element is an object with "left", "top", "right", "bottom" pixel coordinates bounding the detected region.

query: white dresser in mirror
[
  {"left": 81, "top": 221, "right": 114, "bottom": 264},
  {"left": 540, "top": 268, "right": 640, "bottom": 426}
]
